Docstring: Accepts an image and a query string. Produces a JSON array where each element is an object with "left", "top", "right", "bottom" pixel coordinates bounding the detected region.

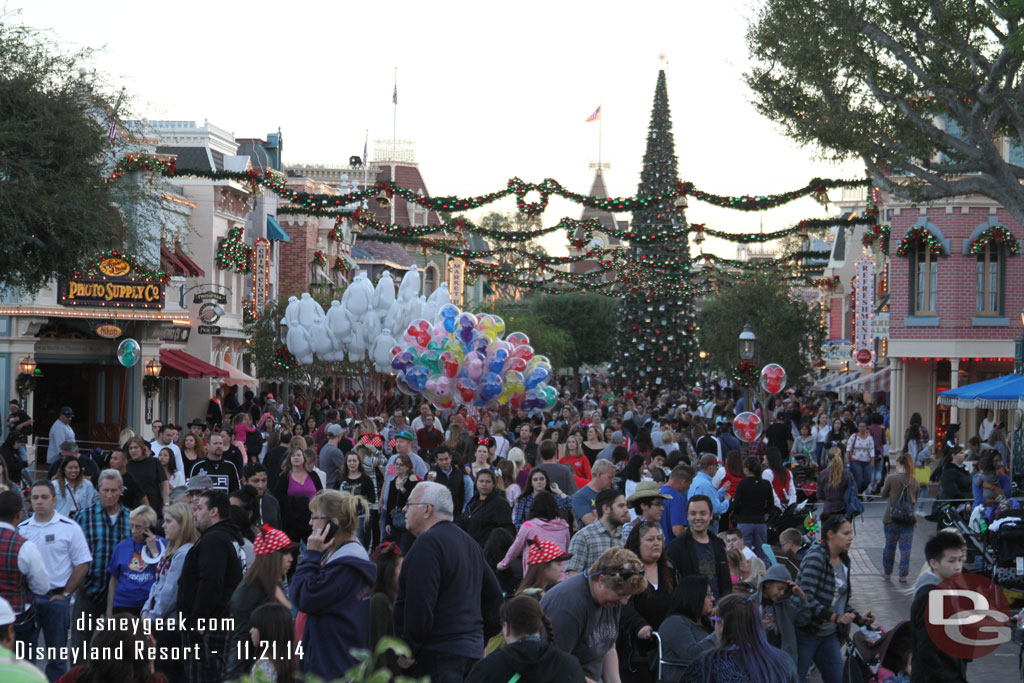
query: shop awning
[
  {"left": 173, "top": 243, "right": 206, "bottom": 277},
  {"left": 810, "top": 369, "right": 857, "bottom": 392},
  {"left": 267, "top": 215, "right": 291, "bottom": 242},
  {"left": 836, "top": 367, "right": 890, "bottom": 394},
  {"left": 220, "top": 359, "right": 259, "bottom": 388},
  {"left": 160, "top": 349, "right": 229, "bottom": 379}
]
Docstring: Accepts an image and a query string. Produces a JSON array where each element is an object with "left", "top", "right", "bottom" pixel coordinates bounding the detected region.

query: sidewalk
[{"left": 806, "top": 497, "right": 1019, "bottom": 682}]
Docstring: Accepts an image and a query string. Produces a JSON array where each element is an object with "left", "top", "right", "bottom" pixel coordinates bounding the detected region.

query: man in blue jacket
[{"left": 393, "top": 481, "right": 503, "bottom": 681}]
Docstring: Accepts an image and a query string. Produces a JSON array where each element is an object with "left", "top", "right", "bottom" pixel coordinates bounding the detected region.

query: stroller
[
  {"left": 842, "top": 621, "right": 912, "bottom": 683},
  {"left": 767, "top": 499, "right": 815, "bottom": 546},
  {"left": 937, "top": 502, "right": 993, "bottom": 574},
  {"left": 791, "top": 455, "right": 818, "bottom": 502}
]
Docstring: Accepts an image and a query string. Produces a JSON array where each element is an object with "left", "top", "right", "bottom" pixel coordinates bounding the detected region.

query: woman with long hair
[
  {"left": 273, "top": 446, "right": 324, "bottom": 543},
  {"left": 630, "top": 427, "right": 655, "bottom": 462},
  {"left": 763, "top": 448, "right": 797, "bottom": 509},
  {"left": 290, "top": 490, "right": 376, "bottom": 681},
  {"left": 504, "top": 448, "right": 527, "bottom": 508},
  {"left": 657, "top": 576, "right": 716, "bottom": 681},
  {"left": 817, "top": 448, "right": 853, "bottom": 519},
  {"left": 515, "top": 538, "right": 570, "bottom": 596},
  {"left": 499, "top": 491, "right": 570, "bottom": 577},
  {"left": 560, "top": 432, "right": 592, "bottom": 488},
  {"left": 795, "top": 515, "right": 874, "bottom": 683},
  {"left": 52, "top": 455, "right": 97, "bottom": 517},
  {"left": 619, "top": 521, "right": 675, "bottom": 683},
  {"left": 466, "top": 441, "right": 495, "bottom": 479},
  {"left": 824, "top": 418, "right": 847, "bottom": 458},
  {"left": 247, "top": 602, "right": 299, "bottom": 683},
  {"left": 686, "top": 592, "right": 797, "bottom": 682},
  {"left": 721, "top": 450, "right": 745, "bottom": 496},
  {"left": 180, "top": 432, "right": 205, "bottom": 473},
  {"left": 846, "top": 420, "right": 876, "bottom": 494},
  {"left": 226, "top": 525, "right": 297, "bottom": 677},
  {"left": 384, "top": 454, "right": 419, "bottom": 552},
  {"left": 621, "top": 454, "right": 646, "bottom": 501},
  {"left": 369, "top": 541, "right": 404, "bottom": 676},
  {"left": 512, "top": 468, "right": 572, "bottom": 527},
  {"left": 157, "top": 447, "right": 185, "bottom": 489},
  {"left": 581, "top": 424, "right": 606, "bottom": 465},
  {"left": 463, "top": 469, "right": 515, "bottom": 548},
  {"left": 879, "top": 452, "right": 920, "bottom": 582}
]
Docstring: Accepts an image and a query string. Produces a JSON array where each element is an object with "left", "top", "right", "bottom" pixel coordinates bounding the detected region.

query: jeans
[
  {"left": 814, "top": 442, "right": 826, "bottom": 469},
  {"left": 69, "top": 589, "right": 103, "bottom": 651},
  {"left": 17, "top": 443, "right": 26, "bottom": 463},
  {"left": 849, "top": 460, "right": 873, "bottom": 493},
  {"left": 796, "top": 631, "right": 844, "bottom": 683},
  {"left": 17, "top": 593, "right": 71, "bottom": 682},
  {"left": 737, "top": 523, "right": 769, "bottom": 563},
  {"left": 409, "top": 650, "right": 478, "bottom": 683},
  {"left": 882, "top": 523, "right": 915, "bottom": 578},
  {"left": 872, "top": 456, "right": 884, "bottom": 485}
]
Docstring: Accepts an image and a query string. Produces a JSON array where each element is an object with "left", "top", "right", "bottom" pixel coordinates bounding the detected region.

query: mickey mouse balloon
[
  {"left": 732, "top": 412, "right": 763, "bottom": 443},
  {"left": 759, "top": 364, "right": 787, "bottom": 395}
]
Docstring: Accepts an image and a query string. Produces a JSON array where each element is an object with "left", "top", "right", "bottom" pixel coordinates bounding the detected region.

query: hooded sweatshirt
[
  {"left": 498, "top": 517, "right": 571, "bottom": 575},
  {"left": 465, "top": 638, "right": 586, "bottom": 683},
  {"left": 753, "top": 564, "right": 822, "bottom": 666},
  {"left": 176, "top": 519, "right": 244, "bottom": 623},
  {"left": 290, "top": 540, "right": 376, "bottom": 680}
]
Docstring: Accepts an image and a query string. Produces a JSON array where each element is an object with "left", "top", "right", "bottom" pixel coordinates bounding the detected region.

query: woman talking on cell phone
[{"left": 289, "top": 489, "right": 377, "bottom": 682}]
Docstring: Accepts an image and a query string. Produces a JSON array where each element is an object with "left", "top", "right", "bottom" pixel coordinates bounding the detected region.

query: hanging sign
[
  {"left": 853, "top": 256, "right": 875, "bottom": 368},
  {"left": 198, "top": 325, "right": 221, "bottom": 335},
  {"left": 95, "top": 324, "right": 123, "bottom": 339},
  {"left": 193, "top": 291, "right": 228, "bottom": 305},
  {"left": 253, "top": 238, "right": 270, "bottom": 311},
  {"left": 448, "top": 258, "right": 465, "bottom": 308},
  {"left": 60, "top": 256, "right": 165, "bottom": 309}
]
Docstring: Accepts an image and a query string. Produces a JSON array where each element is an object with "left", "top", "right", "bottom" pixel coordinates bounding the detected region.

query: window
[
  {"left": 424, "top": 266, "right": 437, "bottom": 295},
  {"left": 975, "top": 243, "right": 1002, "bottom": 315},
  {"left": 913, "top": 248, "right": 937, "bottom": 314}
]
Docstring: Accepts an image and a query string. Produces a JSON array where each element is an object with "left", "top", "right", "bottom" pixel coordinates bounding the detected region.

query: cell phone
[{"left": 322, "top": 521, "right": 339, "bottom": 543}]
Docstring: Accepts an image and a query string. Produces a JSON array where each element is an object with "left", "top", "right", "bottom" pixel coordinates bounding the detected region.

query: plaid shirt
[
  {"left": 566, "top": 519, "right": 624, "bottom": 574},
  {"left": 74, "top": 503, "right": 130, "bottom": 602}
]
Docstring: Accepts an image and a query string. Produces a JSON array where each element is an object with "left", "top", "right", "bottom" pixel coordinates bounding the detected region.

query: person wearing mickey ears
[
  {"left": 225, "top": 525, "right": 298, "bottom": 678},
  {"left": 289, "top": 489, "right": 376, "bottom": 682}
]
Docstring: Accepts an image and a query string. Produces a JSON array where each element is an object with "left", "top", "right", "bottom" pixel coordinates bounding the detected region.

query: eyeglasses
[
  {"left": 403, "top": 502, "right": 431, "bottom": 511},
  {"left": 310, "top": 515, "right": 330, "bottom": 521}
]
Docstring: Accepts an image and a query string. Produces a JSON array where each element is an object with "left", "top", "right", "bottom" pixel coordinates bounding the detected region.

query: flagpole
[{"left": 598, "top": 110, "right": 603, "bottom": 174}]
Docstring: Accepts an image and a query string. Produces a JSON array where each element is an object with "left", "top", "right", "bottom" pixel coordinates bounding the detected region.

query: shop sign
[
  {"left": 853, "top": 256, "right": 875, "bottom": 367},
  {"left": 160, "top": 326, "right": 191, "bottom": 343},
  {"left": 95, "top": 324, "right": 123, "bottom": 339},
  {"left": 253, "top": 238, "right": 270, "bottom": 311},
  {"left": 193, "top": 291, "right": 228, "bottom": 305},
  {"left": 60, "top": 258, "right": 165, "bottom": 310},
  {"left": 198, "top": 325, "right": 221, "bottom": 335}
]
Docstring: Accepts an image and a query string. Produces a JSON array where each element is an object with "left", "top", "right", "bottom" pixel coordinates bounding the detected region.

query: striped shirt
[{"left": 74, "top": 503, "right": 130, "bottom": 602}]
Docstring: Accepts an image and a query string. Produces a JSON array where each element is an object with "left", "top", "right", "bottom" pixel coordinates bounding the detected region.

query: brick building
[{"left": 886, "top": 199, "right": 1022, "bottom": 448}]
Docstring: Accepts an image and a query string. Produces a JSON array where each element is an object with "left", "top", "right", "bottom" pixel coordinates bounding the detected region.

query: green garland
[
  {"left": 895, "top": 226, "right": 946, "bottom": 257},
  {"left": 216, "top": 227, "right": 252, "bottom": 273},
  {"left": 862, "top": 225, "right": 891, "bottom": 255},
  {"left": 15, "top": 373, "right": 36, "bottom": 398},
  {"left": 678, "top": 177, "right": 869, "bottom": 212},
  {"left": 143, "top": 376, "right": 160, "bottom": 398},
  {"left": 690, "top": 216, "right": 872, "bottom": 244},
  {"left": 968, "top": 225, "right": 1021, "bottom": 255},
  {"left": 272, "top": 346, "right": 300, "bottom": 372},
  {"left": 75, "top": 250, "right": 170, "bottom": 285}
]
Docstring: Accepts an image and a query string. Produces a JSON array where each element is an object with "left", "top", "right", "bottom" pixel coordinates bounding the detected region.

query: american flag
[
  {"left": 107, "top": 119, "right": 117, "bottom": 144},
  {"left": 107, "top": 86, "right": 126, "bottom": 145},
  {"left": 393, "top": 84, "right": 398, "bottom": 105},
  {"left": 586, "top": 106, "right": 601, "bottom": 122}
]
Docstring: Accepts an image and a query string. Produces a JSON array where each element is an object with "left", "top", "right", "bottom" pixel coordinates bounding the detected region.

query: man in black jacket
[
  {"left": 431, "top": 445, "right": 465, "bottom": 521},
  {"left": 910, "top": 532, "right": 969, "bottom": 683},
  {"left": 177, "top": 489, "right": 243, "bottom": 683},
  {"left": 394, "top": 481, "right": 503, "bottom": 681},
  {"left": 665, "top": 494, "right": 731, "bottom": 598}
]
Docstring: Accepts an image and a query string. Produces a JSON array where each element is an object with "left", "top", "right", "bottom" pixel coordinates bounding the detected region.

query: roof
[
  {"left": 370, "top": 164, "right": 442, "bottom": 231},
  {"left": 267, "top": 215, "right": 290, "bottom": 242},
  {"left": 156, "top": 146, "right": 215, "bottom": 171},
  {"left": 353, "top": 230, "right": 416, "bottom": 268},
  {"left": 576, "top": 171, "right": 622, "bottom": 245},
  {"left": 466, "top": 234, "right": 490, "bottom": 252}
]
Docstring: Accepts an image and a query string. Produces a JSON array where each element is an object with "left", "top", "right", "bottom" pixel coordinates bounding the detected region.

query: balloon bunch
[
  {"left": 392, "top": 305, "right": 557, "bottom": 412},
  {"left": 282, "top": 266, "right": 455, "bottom": 372}
]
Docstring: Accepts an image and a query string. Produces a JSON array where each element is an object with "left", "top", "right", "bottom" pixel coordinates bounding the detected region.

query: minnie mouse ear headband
[
  {"left": 253, "top": 525, "right": 297, "bottom": 556},
  {"left": 527, "top": 539, "right": 571, "bottom": 567},
  {"left": 360, "top": 434, "right": 384, "bottom": 448}
]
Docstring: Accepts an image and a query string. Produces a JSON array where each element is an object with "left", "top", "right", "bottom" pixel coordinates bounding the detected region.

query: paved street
[{"left": 807, "top": 496, "right": 1020, "bottom": 682}]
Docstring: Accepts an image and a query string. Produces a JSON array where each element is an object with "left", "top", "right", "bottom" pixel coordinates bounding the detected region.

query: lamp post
[
  {"left": 738, "top": 323, "right": 757, "bottom": 414},
  {"left": 145, "top": 358, "right": 162, "bottom": 377},
  {"left": 17, "top": 357, "right": 36, "bottom": 375},
  {"left": 1016, "top": 311, "right": 1024, "bottom": 375}
]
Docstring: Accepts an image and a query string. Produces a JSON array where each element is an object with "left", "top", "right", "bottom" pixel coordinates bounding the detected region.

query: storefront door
[{"left": 34, "top": 362, "right": 130, "bottom": 450}]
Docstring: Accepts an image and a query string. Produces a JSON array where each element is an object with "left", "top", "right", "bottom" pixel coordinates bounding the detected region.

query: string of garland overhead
[
  {"left": 690, "top": 216, "right": 873, "bottom": 244},
  {"left": 107, "top": 153, "right": 869, "bottom": 218}
]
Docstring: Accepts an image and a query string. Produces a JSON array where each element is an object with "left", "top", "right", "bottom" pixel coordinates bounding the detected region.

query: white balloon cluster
[{"left": 282, "top": 265, "right": 452, "bottom": 373}]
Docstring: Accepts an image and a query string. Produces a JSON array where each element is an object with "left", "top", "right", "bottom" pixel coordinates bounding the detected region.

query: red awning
[
  {"left": 174, "top": 243, "right": 206, "bottom": 277},
  {"left": 160, "top": 244, "right": 190, "bottom": 277},
  {"left": 159, "top": 349, "right": 229, "bottom": 379}
]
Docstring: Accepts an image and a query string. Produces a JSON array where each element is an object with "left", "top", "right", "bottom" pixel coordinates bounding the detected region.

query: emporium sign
[{"left": 59, "top": 256, "right": 165, "bottom": 310}]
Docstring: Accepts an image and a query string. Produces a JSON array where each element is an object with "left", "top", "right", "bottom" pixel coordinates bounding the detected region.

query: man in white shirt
[
  {"left": 0, "top": 491, "right": 48, "bottom": 670},
  {"left": 17, "top": 481, "right": 91, "bottom": 680},
  {"left": 150, "top": 423, "right": 184, "bottom": 475},
  {"left": 46, "top": 407, "right": 75, "bottom": 467}
]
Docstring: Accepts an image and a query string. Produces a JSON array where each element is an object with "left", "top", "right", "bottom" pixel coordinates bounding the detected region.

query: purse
[{"left": 391, "top": 508, "right": 407, "bottom": 530}]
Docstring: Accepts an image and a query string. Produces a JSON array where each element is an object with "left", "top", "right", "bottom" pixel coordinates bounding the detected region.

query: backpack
[
  {"left": 844, "top": 472, "right": 863, "bottom": 518},
  {"left": 890, "top": 479, "right": 915, "bottom": 525}
]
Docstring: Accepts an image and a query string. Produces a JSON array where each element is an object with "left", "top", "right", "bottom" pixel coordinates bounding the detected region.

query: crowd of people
[{"left": 0, "top": 381, "right": 1011, "bottom": 682}]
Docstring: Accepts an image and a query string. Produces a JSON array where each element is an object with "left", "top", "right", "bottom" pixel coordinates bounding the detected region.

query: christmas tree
[{"left": 612, "top": 70, "right": 697, "bottom": 392}]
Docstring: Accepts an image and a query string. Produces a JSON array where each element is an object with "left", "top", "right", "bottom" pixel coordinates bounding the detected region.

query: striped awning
[
  {"left": 836, "top": 367, "right": 890, "bottom": 394},
  {"left": 811, "top": 369, "right": 857, "bottom": 392}
]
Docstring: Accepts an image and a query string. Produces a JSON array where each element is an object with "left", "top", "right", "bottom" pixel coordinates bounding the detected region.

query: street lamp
[
  {"left": 145, "top": 358, "right": 162, "bottom": 378},
  {"left": 17, "top": 357, "right": 36, "bottom": 375},
  {"left": 738, "top": 323, "right": 757, "bottom": 361},
  {"left": 1016, "top": 311, "right": 1024, "bottom": 375}
]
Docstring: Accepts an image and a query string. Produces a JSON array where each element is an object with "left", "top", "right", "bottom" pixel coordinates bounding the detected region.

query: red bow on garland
[{"left": 360, "top": 434, "right": 383, "bottom": 448}]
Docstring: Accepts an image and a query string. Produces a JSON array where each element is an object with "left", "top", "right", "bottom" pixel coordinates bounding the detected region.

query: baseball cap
[
  {"left": 394, "top": 429, "right": 414, "bottom": 442},
  {"left": 527, "top": 539, "right": 572, "bottom": 567},
  {"left": 253, "top": 525, "right": 298, "bottom": 556},
  {"left": 611, "top": 431, "right": 625, "bottom": 445},
  {"left": 0, "top": 595, "right": 14, "bottom": 626},
  {"left": 185, "top": 475, "right": 214, "bottom": 492},
  {"left": 60, "top": 406, "right": 74, "bottom": 417},
  {"left": 327, "top": 423, "right": 345, "bottom": 438}
]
